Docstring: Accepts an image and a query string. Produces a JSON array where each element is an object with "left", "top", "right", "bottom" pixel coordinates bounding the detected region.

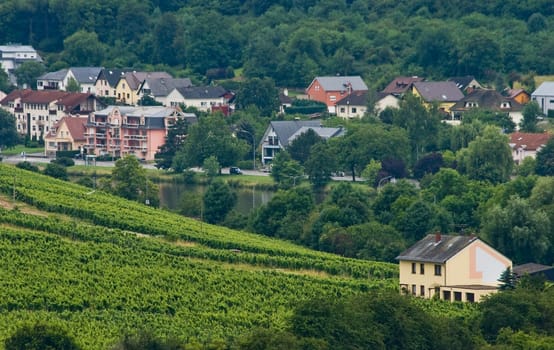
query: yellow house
[
  {"left": 44, "top": 116, "right": 88, "bottom": 157},
  {"left": 412, "top": 81, "right": 464, "bottom": 113},
  {"left": 114, "top": 71, "right": 172, "bottom": 105},
  {"left": 396, "top": 233, "right": 512, "bottom": 302}
]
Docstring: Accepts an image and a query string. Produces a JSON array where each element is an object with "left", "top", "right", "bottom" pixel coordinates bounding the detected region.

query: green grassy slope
[{"left": 0, "top": 164, "right": 398, "bottom": 348}]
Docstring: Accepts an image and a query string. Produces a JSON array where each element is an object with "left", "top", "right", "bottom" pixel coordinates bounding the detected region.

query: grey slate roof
[
  {"left": 413, "top": 81, "right": 464, "bottom": 102},
  {"left": 38, "top": 69, "right": 68, "bottom": 81},
  {"left": 532, "top": 81, "right": 554, "bottom": 96},
  {"left": 311, "top": 76, "right": 368, "bottom": 91},
  {"left": 125, "top": 71, "right": 173, "bottom": 90},
  {"left": 144, "top": 77, "right": 193, "bottom": 97},
  {"left": 448, "top": 76, "right": 479, "bottom": 90},
  {"left": 396, "top": 234, "right": 478, "bottom": 263},
  {"left": 98, "top": 69, "right": 129, "bottom": 87},
  {"left": 70, "top": 67, "right": 103, "bottom": 84},
  {"left": 94, "top": 106, "right": 183, "bottom": 129},
  {"left": 176, "top": 86, "right": 227, "bottom": 99},
  {"left": 336, "top": 91, "right": 368, "bottom": 106},
  {"left": 269, "top": 120, "right": 322, "bottom": 147},
  {"left": 451, "top": 89, "right": 523, "bottom": 112},
  {"left": 289, "top": 126, "right": 344, "bottom": 143}
]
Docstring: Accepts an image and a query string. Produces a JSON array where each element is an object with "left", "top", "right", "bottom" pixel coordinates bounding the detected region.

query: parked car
[{"left": 229, "top": 166, "right": 242, "bottom": 175}]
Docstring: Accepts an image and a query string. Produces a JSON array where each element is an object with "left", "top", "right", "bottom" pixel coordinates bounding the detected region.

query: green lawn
[{"left": 0, "top": 145, "right": 44, "bottom": 156}]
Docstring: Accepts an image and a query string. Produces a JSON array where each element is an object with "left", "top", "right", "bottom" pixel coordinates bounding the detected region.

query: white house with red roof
[
  {"left": 509, "top": 131, "right": 551, "bottom": 164},
  {"left": 44, "top": 116, "right": 88, "bottom": 156}
]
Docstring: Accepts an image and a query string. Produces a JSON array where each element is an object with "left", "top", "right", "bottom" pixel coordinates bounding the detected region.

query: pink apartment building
[{"left": 85, "top": 106, "right": 196, "bottom": 161}]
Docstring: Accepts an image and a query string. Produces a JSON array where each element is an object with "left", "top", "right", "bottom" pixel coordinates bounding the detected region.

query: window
[
  {"left": 420, "top": 263, "right": 425, "bottom": 275},
  {"left": 329, "top": 95, "right": 336, "bottom": 101},
  {"left": 340, "top": 107, "right": 345, "bottom": 113},
  {"left": 315, "top": 85, "right": 320, "bottom": 91},
  {"left": 443, "top": 291, "right": 451, "bottom": 301},
  {"left": 411, "top": 284, "right": 416, "bottom": 295},
  {"left": 454, "top": 292, "right": 462, "bottom": 301},
  {"left": 420, "top": 285, "right": 425, "bottom": 296},
  {"left": 411, "top": 263, "right": 416, "bottom": 274},
  {"left": 352, "top": 107, "right": 357, "bottom": 113},
  {"left": 434, "top": 265, "right": 442, "bottom": 276},
  {"left": 466, "top": 293, "right": 475, "bottom": 303}
]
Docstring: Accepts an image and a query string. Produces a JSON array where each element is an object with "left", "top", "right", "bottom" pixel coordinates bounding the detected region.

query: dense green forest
[
  {"left": 2, "top": 0, "right": 554, "bottom": 87},
  {"left": 0, "top": 164, "right": 553, "bottom": 349}
]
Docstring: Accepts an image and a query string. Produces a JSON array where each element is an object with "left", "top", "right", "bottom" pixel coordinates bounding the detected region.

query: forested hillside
[{"left": 2, "top": 0, "right": 553, "bottom": 87}]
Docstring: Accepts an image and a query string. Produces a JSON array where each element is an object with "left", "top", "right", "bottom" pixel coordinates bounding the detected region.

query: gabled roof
[
  {"left": 49, "top": 116, "right": 88, "bottom": 141},
  {"left": 509, "top": 132, "right": 551, "bottom": 151},
  {"left": 143, "top": 77, "right": 193, "bottom": 97},
  {"left": 451, "top": 89, "right": 523, "bottom": 112},
  {"left": 382, "top": 76, "right": 425, "bottom": 95},
  {"left": 532, "top": 81, "right": 554, "bottom": 96},
  {"left": 308, "top": 76, "right": 368, "bottom": 92},
  {"left": 38, "top": 69, "right": 69, "bottom": 81},
  {"left": 505, "top": 88, "right": 529, "bottom": 99},
  {"left": 288, "top": 126, "right": 344, "bottom": 144},
  {"left": 20, "top": 90, "right": 69, "bottom": 104},
  {"left": 175, "top": 86, "right": 227, "bottom": 99},
  {"left": 396, "top": 234, "right": 479, "bottom": 263},
  {"left": 123, "top": 71, "right": 173, "bottom": 90},
  {"left": 336, "top": 91, "right": 368, "bottom": 106},
  {"left": 413, "top": 81, "right": 464, "bottom": 102},
  {"left": 448, "top": 76, "right": 480, "bottom": 90},
  {"left": 0, "top": 89, "right": 33, "bottom": 105},
  {"left": 70, "top": 67, "right": 103, "bottom": 84},
  {"left": 98, "top": 69, "right": 129, "bottom": 87},
  {"left": 268, "top": 120, "right": 322, "bottom": 147},
  {"left": 0, "top": 89, "right": 96, "bottom": 111},
  {"left": 93, "top": 106, "right": 190, "bottom": 129},
  {"left": 0, "top": 45, "right": 37, "bottom": 53}
]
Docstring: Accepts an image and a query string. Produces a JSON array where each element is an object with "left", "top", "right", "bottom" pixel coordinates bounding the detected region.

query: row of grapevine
[{"left": 0, "top": 164, "right": 398, "bottom": 279}]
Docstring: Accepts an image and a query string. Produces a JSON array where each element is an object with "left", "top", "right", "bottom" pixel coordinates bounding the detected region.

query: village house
[
  {"left": 37, "top": 67, "right": 102, "bottom": 94},
  {"left": 166, "top": 86, "right": 231, "bottom": 112},
  {"left": 44, "top": 116, "right": 88, "bottom": 156},
  {"left": 115, "top": 71, "right": 172, "bottom": 105},
  {"left": 0, "top": 89, "right": 103, "bottom": 140},
  {"left": 412, "top": 81, "right": 465, "bottom": 113},
  {"left": 448, "top": 89, "right": 524, "bottom": 126},
  {"left": 531, "top": 81, "right": 554, "bottom": 116},
  {"left": 95, "top": 69, "right": 128, "bottom": 99},
  {"left": 335, "top": 91, "right": 399, "bottom": 119},
  {"left": 396, "top": 233, "right": 511, "bottom": 302},
  {"left": 137, "top": 77, "right": 193, "bottom": 106},
  {"left": 84, "top": 106, "right": 196, "bottom": 161},
  {"left": 382, "top": 76, "right": 425, "bottom": 96},
  {"left": 260, "top": 120, "right": 344, "bottom": 165},
  {"left": 0, "top": 45, "right": 42, "bottom": 86},
  {"left": 508, "top": 131, "right": 551, "bottom": 164},
  {"left": 448, "top": 75, "right": 483, "bottom": 93},
  {"left": 306, "top": 76, "right": 368, "bottom": 114}
]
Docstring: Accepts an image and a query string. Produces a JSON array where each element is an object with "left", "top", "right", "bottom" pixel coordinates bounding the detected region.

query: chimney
[{"left": 435, "top": 232, "right": 442, "bottom": 243}]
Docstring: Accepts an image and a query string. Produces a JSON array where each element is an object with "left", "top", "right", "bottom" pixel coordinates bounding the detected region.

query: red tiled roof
[
  {"left": 21, "top": 90, "right": 69, "bottom": 104},
  {"left": 56, "top": 93, "right": 93, "bottom": 108},
  {"left": 509, "top": 132, "right": 551, "bottom": 151},
  {"left": 50, "top": 116, "right": 88, "bottom": 141},
  {"left": 0, "top": 89, "right": 33, "bottom": 105}
]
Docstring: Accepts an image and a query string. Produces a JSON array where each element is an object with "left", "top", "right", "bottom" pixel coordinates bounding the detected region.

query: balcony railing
[
  {"left": 124, "top": 134, "right": 147, "bottom": 140},
  {"left": 96, "top": 133, "right": 107, "bottom": 138}
]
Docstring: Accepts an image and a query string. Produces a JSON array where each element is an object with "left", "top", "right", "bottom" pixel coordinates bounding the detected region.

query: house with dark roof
[
  {"left": 37, "top": 67, "right": 102, "bottom": 94},
  {"left": 513, "top": 263, "right": 554, "bottom": 282},
  {"left": 508, "top": 131, "right": 551, "bottom": 164},
  {"left": 306, "top": 76, "right": 368, "bottom": 113},
  {"left": 382, "top": 76, "right": 425, "bottom": 96},
  {"left": 167, "top": 86, "right": 230, "bottom": 112},
  {"left": 531, "top": 81, "right": 554, "bottom": 116},
  {"left": 44, "top": 116, "right": 88, "bottom": 156},
  {"left": 138, "top": 77, "right": 193, "bottom": 106},
  {"left": 95, "top": 69, "right": 129, "bottom": 98},
  {"left": 449, "top": 89, "right": 524, "bottom": 127},
  {"left": 0, "top": 89, "right": 104, "bottom": 140},
  {"left": 335, "top": 91, "right": 400, "bottom": 119},
  {"left": 85, "top": 106, "right": 196, "bottom": 161},
  {"left": 447, "top": 76, "right": 482, "bottom": 93},
  {"left": 396, "top": 233, "right": 511, "bottom": 302},
  {"left": 412, "top": 81, "right": 464, "bottom": 113},
  {"left": 279, "top": 89, "right": 293, "bottom": 114},
  {"left": 115, "top": 71, "right": 173, "bottom": 105},
  {"left": 260, "top": 120, "right": 344, "bottom": 165}
]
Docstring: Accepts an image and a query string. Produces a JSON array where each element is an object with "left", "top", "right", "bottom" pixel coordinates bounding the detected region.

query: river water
[{"left": 158, "top": 182, "right": 275, "bottom": 215}]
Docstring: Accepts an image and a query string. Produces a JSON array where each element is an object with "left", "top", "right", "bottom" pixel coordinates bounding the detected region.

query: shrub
[
  {"left": 16, "top": 161, "right": 39, "bottom": 172},
  {"left": 52, "top": 157, "right": 75, "bottom": 167}
]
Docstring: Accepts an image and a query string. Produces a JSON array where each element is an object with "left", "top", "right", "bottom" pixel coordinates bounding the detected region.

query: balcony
[
  {"left": 49, "top": 110, "right": 57, "bottom": 115},
  {"left": 14, "top": 107, "right": 23, "bottom": 113},
  {"left": 95, "top": 133, "right": 107, "bottom": 139},
  {"left": 124, "top": 134, "right": 147, "bottom": 140}
]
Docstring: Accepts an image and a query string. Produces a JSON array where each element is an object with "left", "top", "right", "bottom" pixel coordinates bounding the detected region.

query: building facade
[
  {"left": 0, "top": 45, "right": 42, "bottom": 86},
  {"left": 84, "top": 106, "right": 195, "bottom": 161},
  {"left": 397, "top": 233, "right": 512, "bottom": 302}
]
